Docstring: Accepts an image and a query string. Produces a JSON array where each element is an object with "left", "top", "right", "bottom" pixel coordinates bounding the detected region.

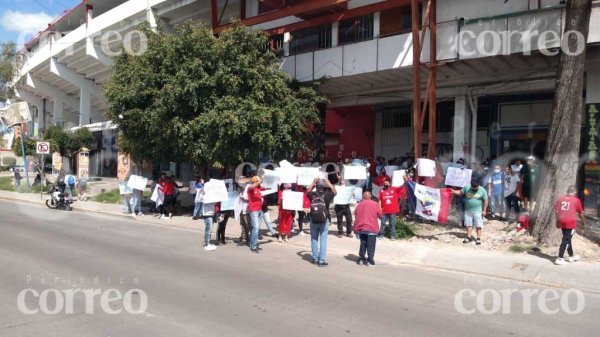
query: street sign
[{"left": 36, "top": 141, "right": 50, "bottom": 155}]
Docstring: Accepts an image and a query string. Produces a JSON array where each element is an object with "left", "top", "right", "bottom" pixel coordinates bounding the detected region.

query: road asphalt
[{"left": 1, "top": 200, "right": 599, "bottom": 337}]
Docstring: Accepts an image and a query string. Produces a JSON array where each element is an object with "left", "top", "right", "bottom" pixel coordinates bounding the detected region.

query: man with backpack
[
  {"left": 64, "top": 172, "right": 77, "bottom": 201},
  {"left": 306, "top": 177, "right": 337, "bottom": 267}
]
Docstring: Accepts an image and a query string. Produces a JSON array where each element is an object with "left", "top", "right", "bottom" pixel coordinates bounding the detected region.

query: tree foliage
[
  {"left": 0, "top": 42, "right": 17, "bottom": 102},
  {"left": 44, "top": 125, "right": 95, "bottom": 158},
  {"left": 105, "top": 22, "right": 326, "bottom": 166}
]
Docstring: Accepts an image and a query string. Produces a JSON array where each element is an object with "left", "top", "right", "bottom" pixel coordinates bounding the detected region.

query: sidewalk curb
[{"left": 2, "top": 195, "right": 599, "bottom": 295}]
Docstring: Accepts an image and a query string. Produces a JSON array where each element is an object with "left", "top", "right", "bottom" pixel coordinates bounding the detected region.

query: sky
[{"left": 0, "top": 0, "right": 80, "bottom": 49}]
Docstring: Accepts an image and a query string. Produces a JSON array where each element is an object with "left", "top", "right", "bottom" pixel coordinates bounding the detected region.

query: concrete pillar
[
  {"left": 53, "top": 99, "right": 64, "bottom": 127},
  {"left": 79, "top": 87, "right": 91, "bottom": 126},
  {"left": 453, "top": 95, "right": 471, "bottom": 163},
  {"left": 331, "top": 22, "right": 339, "bottom": 47},
  {"left": 373, "top": 11, "right": 381, "bottom": 37},
  {"left": 283, "top": 32, "right": 291, "bottom": 56}
]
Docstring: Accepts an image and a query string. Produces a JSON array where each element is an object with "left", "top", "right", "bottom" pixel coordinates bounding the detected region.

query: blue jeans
[
  {"left": 249, "top": 211, "right": 263, "bottom": 250},
  {"left": 490, "top": 195, "right": 503, "bottom": 215},
  {"left": 193, "top": 202, "right": 203, "bottom": 218},
  {"left": 204, "top": 216, "right": 214, "bottom": 246},
  {"left": 310, "top": 220, "right": 329, "bottom": 264},
  {"left": 261, "top": 211, "right": 277, "bottom": 235},
  {"left": 123, "top": 195, "right": 132, "bottom": 214},
  {"left": 130, "top": 190, "right": 142, "bottom": 214},
  {"left": 379, "top": 214, "right": 396, "bottom": 238}
]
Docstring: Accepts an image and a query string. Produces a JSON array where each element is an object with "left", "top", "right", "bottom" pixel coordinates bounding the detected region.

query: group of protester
[{"left": 136, "top": 152, "right": 586, "bottom": 267}]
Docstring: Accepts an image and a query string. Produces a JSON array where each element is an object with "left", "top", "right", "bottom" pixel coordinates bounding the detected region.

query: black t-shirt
[{"left": 307, "top": 190, "right": 335, "bottom": 210}]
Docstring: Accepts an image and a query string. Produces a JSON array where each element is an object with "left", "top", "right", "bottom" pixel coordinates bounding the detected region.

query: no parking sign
[{"left": 36, "top": 142, "right": 50, "bottom": 155}]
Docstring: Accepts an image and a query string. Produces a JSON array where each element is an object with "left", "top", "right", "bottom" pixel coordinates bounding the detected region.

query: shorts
[{"left": 464, "top": 211, "right": 484, "bottom": 228}]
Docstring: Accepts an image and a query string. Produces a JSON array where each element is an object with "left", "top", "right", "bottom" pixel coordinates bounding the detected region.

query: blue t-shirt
[{"left": 487, "top": 172, "right": 504, "bottom": 196}]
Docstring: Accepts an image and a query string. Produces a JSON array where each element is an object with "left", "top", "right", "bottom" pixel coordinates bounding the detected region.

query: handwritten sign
[
  {"left": 127, "top": 175, "right": 148, "bottom": 191},
  {"left": 417, "top": 158, "right": 436, "bottom": 177},
  {"left": 392, "top": 170, "right": 406, "bottom": 187},
  {"left": 343, "top": 165, "right": 367, "bottom": 180},
  {"left": 282, "top": 190, "right": 304, "bottom": 211},
  {"left": 119, "top": 182, "right": 133, "bottom": 195},
  {"left": 297, "top": 167, "right": 320, "bottom": 186},
  {"left": 220, "top": 192, "right": 239, "bottom": 211},
  {"left": 333, "top": 186, "right": 354, "bottom": 205},
  {"left": 203, "top": 179, "right": 229, "bottom": 203},
  {"left": 445, "top": 167, "right": 473, "bottom": 187},
  {"left": 275, "top": 166, "right": 298, "bottom": 184},
  {"left": 261, "top": 169, "right": 280, "bottom": 189}
]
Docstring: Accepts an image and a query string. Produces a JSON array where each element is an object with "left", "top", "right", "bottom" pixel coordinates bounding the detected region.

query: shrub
[
  {"left": 385, "top": 218, "right": 418, "bottom": 239},
  {"left": 2, "top": 156, "right": 16, "bottom": 167}
]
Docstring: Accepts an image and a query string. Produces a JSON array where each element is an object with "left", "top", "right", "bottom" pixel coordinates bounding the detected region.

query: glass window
[
  {"left": 290, "top": 24, "right": 332, "bottom": 54},
  {"left": 381, "top": 104, "right": 412, "bottom": 129},
  {"left": 338, "top": 14, "right": 374, "bottom": 45}
]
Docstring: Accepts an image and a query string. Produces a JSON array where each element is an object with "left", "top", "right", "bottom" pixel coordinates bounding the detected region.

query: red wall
[{"left": 325, "top": 106, "right": 375, "bottom": 161}]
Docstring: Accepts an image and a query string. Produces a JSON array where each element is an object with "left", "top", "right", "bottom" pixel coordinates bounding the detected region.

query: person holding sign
[
  {"left": 277, "top": 184, "right": 294, "bottom": 242},
  {"left": 159, "top": 176, "right": 177, "bottom": 220},
  {"left": 306, "top": 177, "right": 337, "bottom": 267},
  {"left": 378, "top": 177, "right": 403, "bottom": 240},
  {"left": 192, "top": 177, "right": 205, "bottom": 220},
  {"left": 247, "top": 176, "right": 265, "bottom": 253}
]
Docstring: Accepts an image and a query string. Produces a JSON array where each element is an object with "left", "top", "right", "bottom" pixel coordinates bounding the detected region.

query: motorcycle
[{"left": 46, "top": 184, "right": 74, "bottom": 211}]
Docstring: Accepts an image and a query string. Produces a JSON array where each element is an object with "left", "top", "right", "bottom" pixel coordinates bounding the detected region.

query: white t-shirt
[{"left": 503, "top": 174, "right": 520, "bottom": 197}]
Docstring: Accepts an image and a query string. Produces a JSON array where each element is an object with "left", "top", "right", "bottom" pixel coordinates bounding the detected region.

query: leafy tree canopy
[
  {"left": 0, "top": 42, "right": 17, "bottom": 102},
  {"left": 105, "top": 21, "right": 326, "bottom": 166}
]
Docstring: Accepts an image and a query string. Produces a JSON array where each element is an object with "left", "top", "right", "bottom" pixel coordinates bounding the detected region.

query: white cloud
[{"left": 0, "top": 10, "right": 54, "bottom": 35}]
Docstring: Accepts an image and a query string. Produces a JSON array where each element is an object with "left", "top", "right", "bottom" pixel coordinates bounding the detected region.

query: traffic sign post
[{"left": 36, "top": 142, "right": 50, "bottom": 199}]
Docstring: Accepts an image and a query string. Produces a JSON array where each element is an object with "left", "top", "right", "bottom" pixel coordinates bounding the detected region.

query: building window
[
  {"left": 381, "top": 104, "right": 412, "bottom": 129},
  {"left": 290, "top": 24, "right": 332, "bottom": 55},
  {"left": 477, "top": 101, "right": 492, "bottom": 129},
  {"left": 380, "top": 5, "right": 416, "bottom": 37},
  {"left": 422, "top": 100, "right": 455, "bottom": 132},
  {"left": 338, "top": 14, "right": 374, "bottom": 45}
]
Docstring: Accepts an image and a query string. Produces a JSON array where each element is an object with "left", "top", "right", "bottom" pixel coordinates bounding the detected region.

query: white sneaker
[
  {"left": 567, "top": 255, "right": 581, "bottom": 263},
  {"left": 299, "top": 231, "right": 305, "bottom": 237},
  {"left": 131, "top": 213, "right": 137, "bottom": 218},
  {"left": 138, "top": 213, "right": 145, "bottom": 217},
  {"left": 555, "top": 258, "right": 567, "bottom": 265},
  {"left": 168, "top": 213, "right": 173, "bottom": 219},
  {"left": 204, "top": 245, "right": 216, "bottom": 251}
]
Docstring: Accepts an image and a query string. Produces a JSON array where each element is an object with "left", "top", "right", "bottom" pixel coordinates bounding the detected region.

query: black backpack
[{"left": 310, "top": 193, "right": 328, "bottom": 223}]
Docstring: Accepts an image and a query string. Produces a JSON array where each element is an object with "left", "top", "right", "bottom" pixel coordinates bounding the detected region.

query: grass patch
[
  {"left": 385, "top": 219, "right": 419, "bottom": 239},
  {"left": 0, "top": 177, "right": 14, "bottom": 191},
  {"left": 92, "top": 189, "right": 122, "bottom": 204},
  {"left": 509, "top": 244, "right": 534, "bottom": 253}
]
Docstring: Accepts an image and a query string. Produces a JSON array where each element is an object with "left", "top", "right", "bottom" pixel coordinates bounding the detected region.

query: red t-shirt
[
  {"left": 554, "top": 196, "right": 583, "bottom": 229},
  {"left": 247, "top": 186, "right": 264, "bottom": 212},
  {"left": 160, "top": 182, "right": 175, "bottom": 196},
  {"left": 379, "top": 187, "right": 401, "bottom": 214}
]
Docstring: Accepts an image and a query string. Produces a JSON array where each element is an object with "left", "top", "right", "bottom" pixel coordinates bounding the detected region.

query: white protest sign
[
  {"left": 343, "top": 165, "right": 367, "bottom": 180},
  {"left": 392, "top": 170, "right": 406, "bottom": 187},
  {"left": 333, "top": 186, "right": 354, "bottom": 205},
  {"left": 417, "top": 158, "right": 436, "bottom": 177},
  {"left": 279, "top": 160, "right": 294, "bottom": 168},
  {"left": 297, "top": 167, "right": 320, "bottom": 186},
  {"left": 261, "top": 169, "right": 280, "bottom": 189},
  {"left": 119, "top": 182, "right": 132, "bottom": 195},
  {"left": 445, "top": 167, "right": 473, "bottom": 187},
  {"left": 150, "top": 186, "right": 164, "bottom": 206},
  {"left": 220, "top": 191, "right": 239, "bottom": 211},
  {"left": 203, "top": 179, "right": 229, "bottom": 203},
  {"left": 126, "top": 175, "right": 148, "bottom": 191},
  {"left": 189, "top": 181, "right": 197, "bottom": 194},
  {"left": 275, "top": 166, "right": 298, "bottom": 184},
  {"left": 282, "top": 190, "right": 304, "bottom": 211}
]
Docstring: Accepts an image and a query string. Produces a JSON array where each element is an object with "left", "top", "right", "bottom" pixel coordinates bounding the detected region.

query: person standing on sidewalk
[
  {"left": 192, "top": 178, "right": 204, "bottom": 220},
  {"left": 554, "top": 186, "right": 586, "bottom": 265},
  {"left": 486, "top": 164, "right": 504, "bottom": 219},
  {"left": 503, "top": 166, "right": 521, "bottom": 223},
  {"left": 160, "top": 176, "right": 177, "bottom": 219},
  {"left": 306, "top": 177, "right": 337, "bottom": 267},
  {"left": 247, "top": 176, "right": 264, "bottom": 253},
  {"left": 13, "top": 169, "right": 22, "bottom": 188},
  {"left": 201, "top": 201, "right": 218, "bottom": 251},
  {"left": 354, "top": 191, "right": 382, "bottom": 266},
  {"left": 260, "top": 198, "right": 278, "bottom": 238},
  {"left": 378, "top": 177, "right": 402, "bottom": 240},
  {"left": 277, "top": 184, "right": 294, "bottom": 242},
  {"left": 453, "top": 178, "right": 488, "bottom": 245},
  {"left": 334, "top": 177, "right": 354, "bottom": 238}
]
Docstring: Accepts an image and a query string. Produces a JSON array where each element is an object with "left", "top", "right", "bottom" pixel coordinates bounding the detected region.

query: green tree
[
  {"left": 105, "top": 22, "right": 326, "bottom": 167},
  {"left": 11, "top": 136, "right": 36, "bottom": 157},
  {"left": 0, "top": 42, "right": 17, "bottom": 102}
]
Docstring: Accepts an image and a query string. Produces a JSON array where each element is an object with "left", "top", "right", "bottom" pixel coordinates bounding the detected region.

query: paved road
[{"left": 1, "top": 201, "right": 598, "bottom": 337}]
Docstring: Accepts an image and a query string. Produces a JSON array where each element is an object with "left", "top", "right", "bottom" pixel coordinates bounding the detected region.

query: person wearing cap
[
  {"left": 277, "top": 184, "right": 294, "bottom": 242},
  {"left": 306, "top": 177, "right": 337, "bottom": 267},
  {"left": 453, "top": 178, "right": 488, "bottom": 245},
  {"left": 247, "top": 176, "right": 264, "bottom": 253}
]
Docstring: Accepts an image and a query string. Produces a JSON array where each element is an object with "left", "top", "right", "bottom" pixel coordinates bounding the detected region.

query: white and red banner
[{"left": 409, "top": 182, "right": 452, "bottom": 224}]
